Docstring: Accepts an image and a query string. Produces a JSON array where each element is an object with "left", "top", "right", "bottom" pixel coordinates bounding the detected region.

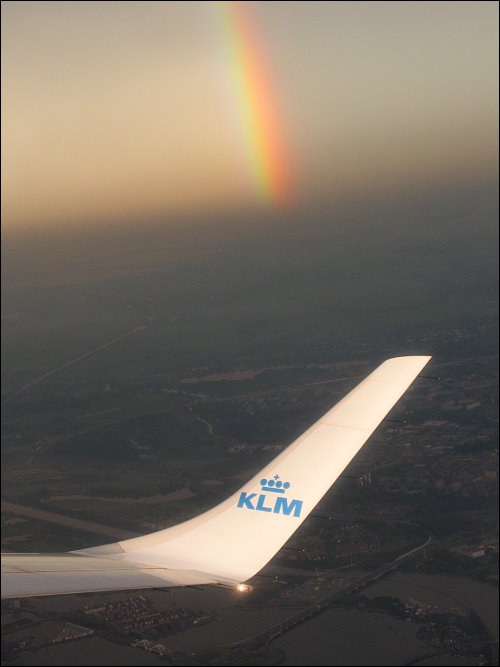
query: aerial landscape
[{"left": 1, "top": 1, "right": 498, "bottom": 666}]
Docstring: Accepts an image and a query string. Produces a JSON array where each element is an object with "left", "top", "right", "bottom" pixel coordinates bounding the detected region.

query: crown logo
[{"left": 260, "top": 474, "right": 290, "bottom": 494}]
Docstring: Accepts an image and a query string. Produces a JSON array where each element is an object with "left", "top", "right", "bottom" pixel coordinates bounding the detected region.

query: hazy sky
[{"left": 1, "top": 1, "right": 498, "bottom": 231}]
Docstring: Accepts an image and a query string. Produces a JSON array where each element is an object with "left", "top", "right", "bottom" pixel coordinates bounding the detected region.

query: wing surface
[
  {"left": 2, "top": 356, "right": 430, "bottom": 598},
  {"left": 1, "top": 553, "right": 233, "bottom": 598}
]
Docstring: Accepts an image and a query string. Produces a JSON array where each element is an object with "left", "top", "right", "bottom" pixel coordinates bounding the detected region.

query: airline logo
[{"left": 237, "top": 474, "right": 303, "bottom": 518}]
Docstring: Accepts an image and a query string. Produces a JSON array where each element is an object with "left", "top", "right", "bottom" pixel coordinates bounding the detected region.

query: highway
[
  {"left": 1, "top": 501, "right": 139, "bottom": 541},
  {"left": 219, "top": 534, "right": 432, "bottom": 662},
  {"left": 1, "top": 325, "right": 146, "bottom": 405}
]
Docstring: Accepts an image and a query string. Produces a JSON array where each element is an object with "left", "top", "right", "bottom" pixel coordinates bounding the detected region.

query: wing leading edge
[{"left": 1, "top": 355, "right": 430, "bottom": 598}]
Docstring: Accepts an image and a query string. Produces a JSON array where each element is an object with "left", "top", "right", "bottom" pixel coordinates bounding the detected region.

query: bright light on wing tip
[{"left": 236, "top": 583, "right": 253, "bottom": 593}]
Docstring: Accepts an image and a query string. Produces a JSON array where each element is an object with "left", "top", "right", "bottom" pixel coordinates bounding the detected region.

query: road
[
  {"left": 219, "top": 534, "right": 432, "bottom": 662},
  {"left": 1, "top": 501, "right": 139, "bottom": 541},
  {"left": 1, "top": 325, "right": 146, "bottom": 405}
]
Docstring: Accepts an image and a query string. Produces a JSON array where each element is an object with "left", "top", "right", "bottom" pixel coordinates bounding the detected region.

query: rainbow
[{"left": 217, "top": 1, "right": 292, "bottom": 205}]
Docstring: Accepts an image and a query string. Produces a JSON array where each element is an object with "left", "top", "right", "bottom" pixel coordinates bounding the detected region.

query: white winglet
[{"left": 2, "top": 356, "right": 430, "bottom": 598}]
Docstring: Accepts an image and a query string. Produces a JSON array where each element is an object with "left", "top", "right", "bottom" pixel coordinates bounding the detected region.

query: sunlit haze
[{"left": 1, "top": 1, "right": 498, "bottom": 232}]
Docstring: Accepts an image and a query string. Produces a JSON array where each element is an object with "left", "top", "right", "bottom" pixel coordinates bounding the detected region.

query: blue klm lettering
[
  {"left": 236, "top": 491, "right": 303, "bottom": 518},
  {"left": 273, "top": 497, "right": 303, "bottom": 518},
  {"left": 237, "top": 492, "right": 256, "bottom": 509}
]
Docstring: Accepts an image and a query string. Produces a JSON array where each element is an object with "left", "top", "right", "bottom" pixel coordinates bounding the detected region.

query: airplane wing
[{"left": 1, "top": 355, "right": 430, "bottom": 598}]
